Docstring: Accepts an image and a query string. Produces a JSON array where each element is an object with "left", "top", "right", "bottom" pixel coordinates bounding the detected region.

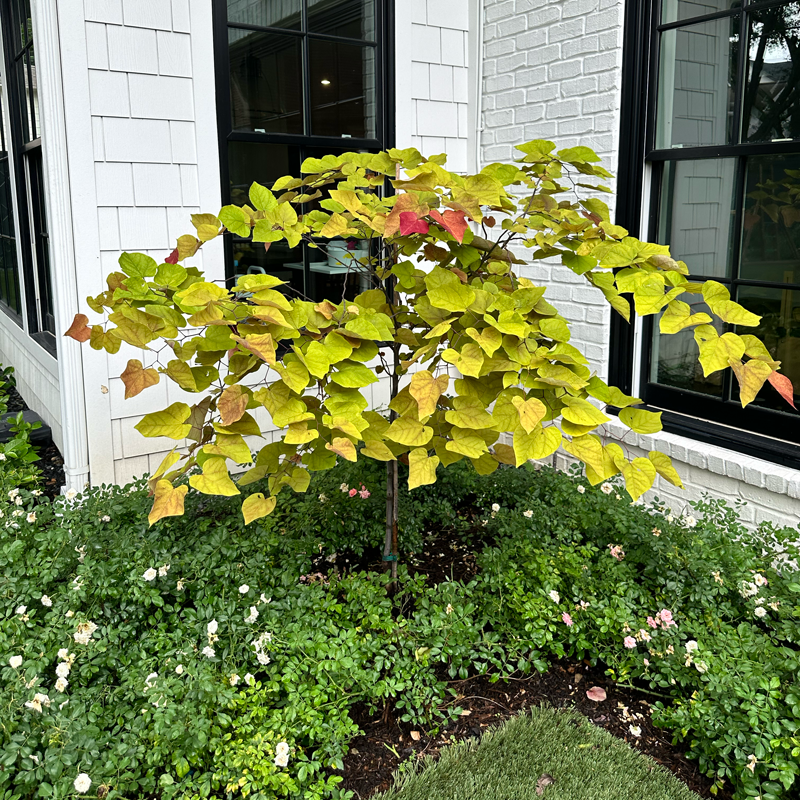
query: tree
[{"left": 66, "top": 142, "right": 795, "bottom": 575}]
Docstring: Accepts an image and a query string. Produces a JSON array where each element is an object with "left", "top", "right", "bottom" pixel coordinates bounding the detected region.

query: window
[
  {"left": 214, "top": 0, "right": 392, "bottom": 302},
  {"left": 614, "top": 0, "right": 800, "bottom": 465},
  {"left": 0, "top": 0, "right": 55, "bottom": 352}
]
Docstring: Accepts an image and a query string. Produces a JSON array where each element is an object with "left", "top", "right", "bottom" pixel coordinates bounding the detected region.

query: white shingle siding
[{"left": 481, "top": 0, "right": 800, "bottom": 527}]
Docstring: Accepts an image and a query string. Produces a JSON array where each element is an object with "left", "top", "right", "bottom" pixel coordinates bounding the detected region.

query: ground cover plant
[
  {"left": 373, "top": 706, "right": 701, "bottom": 800},
  {"left": 65, "top": 143, "right": 795, "bottom": 573},
  {"left": 2, "top": 458, "right": 799, "bottom": 800}
]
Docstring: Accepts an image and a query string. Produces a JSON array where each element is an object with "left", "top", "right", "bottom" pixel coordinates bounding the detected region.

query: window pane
[
  {"left": 308, "top": 0, "right": 376, "bottom": 40},
  {"left": 743, "top": 2, "right": 800, "bottom": 142},
  {"left": 741, "top": 154, "right": 800, "bottom": 284},
  {"left": 309, "top": 40, "right": 376, "bottom": 138},
  {"left": 650, "top": 295, "right": 725, "bottom": 396},
  {"left": 656, "top": 16, "right": 738, "bottom": 148},
  {"left": 0, "top": 80, "right": 21, "bottom": 316},
  {"left": 735, "top": 285, "right": 800, "bottom": 410},
  {"left": 226, "top": 0, "right": 301, "bottom": 30},
  {"left": 661, "top": 0, "right": 740, "bottom": 25},
  {"left": 659, "top": 158, "right": 736, "bottom": 278},
  {"left": 229, "top": 28, "right": 303, "bottom": 134}
]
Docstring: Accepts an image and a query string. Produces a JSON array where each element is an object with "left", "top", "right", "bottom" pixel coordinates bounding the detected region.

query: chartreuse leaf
[
  {"left": 203, "top": 434, "right": 252, "bottom": 464},
  {"left": 694, "top": 325, "right": 745, "bottom": 375},
  {"left": 250, "top": 182, "right": 278, "bottom": 212},
  {"left": 285, "top": 422, "right": 318, "bottom": 445},
  {"left": 562, "top": 434, "right": 606, "bottom": 476},
  {"left": 615, "top": 456, "right": 657, "bottom": 501},
  {"left": 446, "top": 428, "right": 488, "bottom": 458},
  {"left": 560, "top": 396, "right": 609, "bottom": 427},
  {"left": 648, "top": 451, "right": 684, "bottom": 488},
  {"left": 441, "top": 343, "right": 484, "bottom": 378},
  {"left": 155, "top": 262, "right": 187, "bottom": 288},
  {"left": 119, "top": 252, "right": 157, "bottom": 278},
  {"left": 331, "top": 360, "right": 379, "bottom": 388},
  {"left": 659, "top": 299, "right": 712, "bottom": 334},
  {"left": 386, "top": 417, "right": 433, "bottom": 447},
  {"left": 189, "top": 457, "right": 240, "bottom": 496},
  {"left": 511, "top": 396, "right": 546, "bottom": 433},
  {"left": 218, "top": 205, "right": 250, "bottom": 237},
  {"left": 729, "top": 357, "right": 774, "bottom": 407},
  {"left": 702, "top": 280, "right": 761, "bottom": 326},
  {"left": 408, "top": 447, "right": 440, "bottom": 490},
  {"left": 619, "top": 407, "right": 663, "bottom": 434},
  {"left": 445, "top": 396, "right": 494, "bottom": 429},
  {"left": 135, "top": 403, "right": 192, "bottom": 439},
  {"left": 465, "top": 326, "right": 503, "bottom": 356},
  {"left": 213, "top": 411, "right": 262, "bottom": 437},
  {"left": 242, "top": 493, "right": 277, "bottom": 525},
  {"left": 425, "top": 266, "right": 476, "bottom": 312},
  {"left": 361, "top": 439, "right": 396, "bottom": 461},
  {"left": 513, "top": 426, "right": 562, "bottom": 466},
  {"left": 148, "top": 480, "right": 188, "bottom": 526},
  {"left": 409, "top": 371, "right": 449, "bottom": 417}
]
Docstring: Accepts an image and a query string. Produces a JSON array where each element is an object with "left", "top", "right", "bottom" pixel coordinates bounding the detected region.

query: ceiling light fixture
[{"left": 321, "top": 79, "right": 331, "bottom": 85}]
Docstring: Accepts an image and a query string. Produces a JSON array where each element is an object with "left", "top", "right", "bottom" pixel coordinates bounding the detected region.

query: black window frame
[
  {"left": 0, "top": 0, "right": 56, "bottom": 355},
  {"left": 212, "top": 0, "right": 395, "bottom": 292},
  {"left": 612, "top": 0, "right": 800, "bottom": 469}
]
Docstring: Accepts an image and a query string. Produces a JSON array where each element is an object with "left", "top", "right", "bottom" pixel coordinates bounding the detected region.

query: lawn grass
[{"left": 375, "top": 706, "right": 700, "bottom": 800}]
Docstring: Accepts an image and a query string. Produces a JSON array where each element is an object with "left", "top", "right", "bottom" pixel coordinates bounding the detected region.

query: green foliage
[
  {"left": 0, "top": 365, "right": 41, "bottom": 491},
  {"left": 65, "top": 144, "right": 790, "bottom": 528},
  {"left": 2, "top": 455, "right": 799, "bottom": 799}
]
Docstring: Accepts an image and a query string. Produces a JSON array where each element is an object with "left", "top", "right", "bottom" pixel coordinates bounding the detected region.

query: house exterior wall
[{"left": 480, "top": 0, "right": 800, "bottom": 529}]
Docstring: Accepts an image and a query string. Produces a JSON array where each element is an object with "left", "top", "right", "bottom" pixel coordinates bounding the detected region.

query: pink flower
[
  {"left": 608, "top": 544, "right": 625, "bottom": 561},
  {"left": 348, "top": 488, "right": 357, "bottom": 497},
  {"left": 658, "top": 609, "right": 675, "bottom": 627},
  {"left": 646, "top": 616, "right": 658, "bottom": 628},
  {"left": 562, "top": 612, "right": 573, "bottom": 626},
  {"left": 643, "top": 658, "right": 650, "bottom": 667},
  {"left": 624, "top": 636, "right": 637, "bottom": 649},
  {"left": 358, "top": 486, "right": 370, "bottom": 499}
]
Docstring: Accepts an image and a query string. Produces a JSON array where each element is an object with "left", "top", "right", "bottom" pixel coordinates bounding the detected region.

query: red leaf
[
  {"left": 586, "top": 686, "right": 607, "bottom": 702},
  {"left": 429, "top": 209, "right": 469, "bottom": 243},
  {"left": 399, "top": 211, "right": 430, "bottom": 236},
  {"left": 768, "top": 370, "right": 797, "bottom": 409},
  {"left": 164, "top": 248, "right": 180, "bottom": 264}
]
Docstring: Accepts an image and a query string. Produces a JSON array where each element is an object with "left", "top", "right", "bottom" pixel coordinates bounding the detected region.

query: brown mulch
[{"left": 340, "top": 660, "right": 728, "bottom": 799}]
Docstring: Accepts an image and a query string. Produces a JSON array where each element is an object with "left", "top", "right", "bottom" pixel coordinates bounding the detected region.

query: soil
[
  {"left": 340, "top": 660, "right": 729, "bottom": 800},
  {"left": 5, "top": 383, "right": 65, "bottom": 498}
]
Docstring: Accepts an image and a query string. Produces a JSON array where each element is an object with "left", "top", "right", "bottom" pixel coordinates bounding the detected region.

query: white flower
[
  {"left": 259, "top": 594, "right": 271, "bottom": 605},
  {"left": 0, "top": 453, "right": 6, "bottom": 461},
  {"left": 24, "top": 693, "right": 51, "bottom": 713},
  {"left": 740, "top": 582, "right": 759, "bottom": 598},
  {"left": 523, "top": 509, "right": 533, "bottom": 518},
  {"left": 274, "top": 751, "right": 289, "bottom": 768},
  {"left": 600, "top": 483, "right": 613, "bottom": 495},
  {"left": 754, "top": 606, "right": 767, "bottom": 619},
  {"left": 9, "top": 655, "right": 22, "bottom": 669},
  {"left": 683, "top": 515, "right": 697, "bottom": 528},
  {"left": 73, "top": 621, "right": 98, "bottom": 645},
  {"left": 175, "top": 664, "right": 184, "bottom": 675},
  {"left": 57, "top": 649, "right": 72, "bottom": 662},
  {"left": 684, "top": 640, "right": 698, "bottom": 653},
  {"left": 746, "top": 754, "right": 757, "bottom": 773},
  {"left": 144, "top": 672, "right": 158, "bottom": 690},
  {"left": 549, "top": 590, "right": 560, "bottom": 603},
  {"left": 26, "top": 512, "right": 36, "bottom": 523},
  {"left": 12, "top": 509, "right": 22, "bottom": 517},
  {"left": 56, "top": 662, "right": 71, "bottom": 679},
  {"left": 245, "top": 606, "right": 259, "bottom": 624},
  {"left": 14, "top": 496, "right": 23, "bottom": 506},
  {"left": 207, "top": 619, "right": 218, "bottom": 636},
  {"left": 253, "top": 632, "right": 272, "bottom": 665},
  {"left": 8, "top": 488, "right": 18, "bottom": 499},
  {"left": 15, "top": 605, "right": 26, "bottom": 616},
  {"left": 318, "top": 493, "right": 327, "bottom": 503},
  {"left": 31, "top": 489, "right": 41, "bottom": 497},
  {"left": 65, "top": 610, "right": 74, "bottom": 618},
  {"left": 101, "top": 515, "right": 111, "bottom": 523},
  {"left": 340, "top": 483, "right": 349, "bottom": 492},
  {"left": 74, "top": 773, "right": 92, "bottom": 794},
  {"left": 158, "top": 564, "right": 170, "bottom": 577},
  {"left": 615, "top": 493, "right": 621, "bottom": 500},
  {"left": 75, "top": 545, "right": 86, "bottom": 563},
  {"left": 577, "top": 485, "right": 585, "bottom": 494},
  {"left": 695, "top": 660, "right": 708, "bottom": 674},
  {"left": 142, "top": 568, "right": 157, "bottom": 582},
  {"left": 491, "top": 503, "right": 500, "bottom": 512},
  {"left": 41, "top": 595, "right": 52, "bottom": 607},
  {"left": 230, "top": 674, "right": 240, "bottom": 686},
  {"left": 176, "top": 579, "right": 185, "bottom": 591},
  {"left": 276, "top": 741, "right": 290, "bottom": 757},
  {"left": 55, "top": 677, "right": 68, "bottom": 693},
  {"left": 239, "top": 584, "right": 250, "bottom": 594},
  {"left": 753, "top": 573, "right": 768, "bottom": 587},
  {"left": 629, "top": 725, "right": 642, "bottom": 737},
  {"left": 666, "top": 514, "right": 674, "bottom": 523},
  {"left": 202, "top": 645, "right": 215, "bottom": 658},
  {"left": 65, "top": 489, "right": 77, "bottom": 501},
  {"left": 244, "top": 672, "right": 255, "bottom": 686}
]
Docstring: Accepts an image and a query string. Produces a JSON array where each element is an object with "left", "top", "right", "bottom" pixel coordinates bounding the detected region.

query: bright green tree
[{"left": 66, "top": 142, "right": 795, "bottom": 574}]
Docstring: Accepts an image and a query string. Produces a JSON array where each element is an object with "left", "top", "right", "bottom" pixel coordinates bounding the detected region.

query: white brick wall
[{"left": 479, "top": 0, "right": 800, "bottom": 529}]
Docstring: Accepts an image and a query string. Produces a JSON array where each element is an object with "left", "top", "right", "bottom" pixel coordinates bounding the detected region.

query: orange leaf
[
  {"left": 429, "top": 209, "right": 469, "bottom": 243},
  {"left": 120, "top": 359, "right": 160, "bottom": 399},
  {"left": 768, "top": 370, "right": 797, "bottom": 409},
  {"left": 148, "top": 480, "right": 188, "bottom": 526},
  {"left": 218, "top": 385, "right": 249, "bottom": 426},
  {"left": 64, "top": 314, "right": 92, "bottom": 342}
]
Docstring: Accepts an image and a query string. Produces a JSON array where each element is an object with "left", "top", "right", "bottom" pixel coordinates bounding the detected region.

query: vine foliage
[{"left": 66, "top": 141, "right": 795, "bottom": 551}]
